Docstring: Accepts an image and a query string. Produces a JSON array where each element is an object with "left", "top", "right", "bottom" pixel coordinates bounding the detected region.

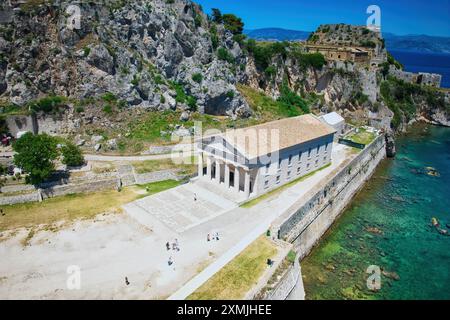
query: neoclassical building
[{"left": 197, "top": 114, "right": 336, "bottom": 199}]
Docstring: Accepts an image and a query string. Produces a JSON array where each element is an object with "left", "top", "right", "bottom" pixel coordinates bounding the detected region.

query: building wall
[
  {"left": 254, "top": 134, "right": 334, "bottom": 196},
  {"left": 271, "top": 134, "right": 386, "bottom": 259}
]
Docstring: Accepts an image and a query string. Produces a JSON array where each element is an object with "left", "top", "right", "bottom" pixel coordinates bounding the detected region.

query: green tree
[
  {"left": 278, "top": 83, "right": 310, "bottom": 116},
  {"left": 13, "top": 133, "right": 58, "bottom": 185},
  {"left": 211, "top": 8, "right": 222, "bottom": 23},
  {"left": 222, "top": 14, "right": 244, "bottom": 35},
  {"left": 61, "top": 142, "right": 84, "bottom": 167}
]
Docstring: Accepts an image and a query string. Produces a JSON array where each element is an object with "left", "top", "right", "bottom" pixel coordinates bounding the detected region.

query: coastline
[{"left": 301, "top": 123, "right": 450, "bottom": 300}]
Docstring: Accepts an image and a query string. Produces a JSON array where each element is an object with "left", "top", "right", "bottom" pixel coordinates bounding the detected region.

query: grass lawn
[
  {"left": 0, "top": 180, "right": 183, "bottom": 232},
  {"left": 132, "top": 157, "right": 197, "bottom": 175},
  {"left": 188, "top": 236, "right": 278, "bottom": 300},
  {"left": 241, "top": 163, "right": 331, "bottom": 208},
  {"left": 136, "top": 179, "right": 184, "bottom": 196},
  {"left": 346, "top": 128, "right": 376, "bottom": 145}
]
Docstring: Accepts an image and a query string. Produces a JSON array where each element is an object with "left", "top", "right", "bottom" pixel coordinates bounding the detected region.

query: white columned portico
[
  {"left": 206, "top": 156, "right": 212, "bottom": 179},
  {"left": 244, "top": 170, "right": 251, "bottom": 198},
  {"left": 215, "top": 160, "right": 221, "bottom": 182},
  {"left": 234, "top": 167, "right": 240, "bottom": 192},
  {"left": 224, "top": 164, "right": 230, "bottom": 189},
  {"left": 197, "top": 152, "right": 203, "bottom": 178}
]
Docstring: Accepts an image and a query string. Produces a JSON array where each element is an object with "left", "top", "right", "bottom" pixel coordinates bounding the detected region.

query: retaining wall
[{"left": 273, "top": 135, "right": 386, "bottom": 259}]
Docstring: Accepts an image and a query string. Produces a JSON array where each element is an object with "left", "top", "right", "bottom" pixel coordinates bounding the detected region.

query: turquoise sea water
[{"left": 302, "top": 124, "right": 450, "bottom": 300}]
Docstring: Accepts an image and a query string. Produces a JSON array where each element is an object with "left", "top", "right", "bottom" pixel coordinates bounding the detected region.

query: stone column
[
  {"left": 234, "top": 167, "right": 240, "bottom": 192},
  {"left": 206, "top": 156, "right": 212, "bottom": 179},
  {"left": 197, "top": 152, "right": 203, "bottom": 178},
  {"left": 224, "top": 164, "right": 230, "bottom": 189},
  {"left": 244, "top": 170, "right": 251, "bottom": 198},
  {"left": 215, "top": 160, "right": 221, "bottom": 182}
]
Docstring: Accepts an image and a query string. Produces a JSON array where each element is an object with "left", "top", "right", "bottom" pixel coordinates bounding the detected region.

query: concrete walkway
[{"left": 168, "top": 216, "right": 274, "bottom": 300}]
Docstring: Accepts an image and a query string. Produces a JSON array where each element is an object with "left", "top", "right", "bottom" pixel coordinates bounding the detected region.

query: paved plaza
[{"left": 124, "top": 183, "right": 238, "bottom": 233}]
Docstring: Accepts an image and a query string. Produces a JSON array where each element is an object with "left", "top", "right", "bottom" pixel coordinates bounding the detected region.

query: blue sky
[{"left": 195, "top": 0, "right": 450, "bottom": 37}]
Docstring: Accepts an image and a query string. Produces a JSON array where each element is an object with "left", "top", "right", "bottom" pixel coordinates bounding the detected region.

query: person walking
[
  {"left": 168, "top": 256, "right": 173, "bottom": 266},
  {"left": 194, "top": 193, "right": 197, "bottom": 202},
  {"left": 175, "top": 239, "right": 180, "bottom": 251},
  {"left": 166, "top": 242, "right": 170, "bottom": 251},
  {"left": 207, "top": 233, "right": 211, "bottom": 242}
]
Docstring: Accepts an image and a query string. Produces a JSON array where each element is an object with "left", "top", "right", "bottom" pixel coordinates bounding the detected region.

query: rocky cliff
[
  {"left": 239, "top": 25, "right": 449, "bottom": 132},
  {"left": 0, "top": 0, "right": 250, "bottom": 118},
  {"left": 0, "top": 1, "right": 448, "bottom": 141}
]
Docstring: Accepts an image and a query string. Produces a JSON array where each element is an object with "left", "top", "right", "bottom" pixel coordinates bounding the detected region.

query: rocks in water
[
  {"left": 391, "top": 196, "right": 407, "bottom": 203},
  {"left": 431, "top": 217, "right": 440, "bottom": 227},
  {"left": 382, "top": 270, "right": 400, "bottom": 281},
  {"left": 325, "top": 264, "right": 336, "bottom": 272},
  {"left": 385, "top": 133, "right": 396, "bottom": 158},
  {"left": 425, "top": 167, "right": 440, "bottom": 177}
]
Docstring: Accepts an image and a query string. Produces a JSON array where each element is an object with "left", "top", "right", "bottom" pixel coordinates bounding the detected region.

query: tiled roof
[{"left": 221, "top": 114, "right": 336, "bottom": 159}]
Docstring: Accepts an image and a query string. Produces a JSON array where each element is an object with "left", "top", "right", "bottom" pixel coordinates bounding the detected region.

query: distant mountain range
[
  {"left": 244, "top": 28, "right": 450, "bottom": 54},
  {"left": 244, "top": 28, "right": 311, "bottom": 41}
]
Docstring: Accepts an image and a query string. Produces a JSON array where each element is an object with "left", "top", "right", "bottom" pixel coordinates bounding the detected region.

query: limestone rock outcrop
[{"left": 0, "top": 0, "right": 250, "bottom": 118}]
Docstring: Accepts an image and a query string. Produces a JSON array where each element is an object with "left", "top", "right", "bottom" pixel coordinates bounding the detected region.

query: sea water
[{"left": 302, "top": 124, "right": 450, "bottom": 300}]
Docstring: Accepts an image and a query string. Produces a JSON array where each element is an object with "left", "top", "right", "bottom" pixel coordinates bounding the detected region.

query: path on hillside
[{"left": 84, "top": 152, "right": 193, "bottom": 162}]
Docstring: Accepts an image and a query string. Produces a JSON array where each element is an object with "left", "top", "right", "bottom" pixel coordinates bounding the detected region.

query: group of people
[
  {"left": 207, "top": 231, "right": 220, "bottom": 242},
  {"left": 166, "top": 239, "right": 180, "bottom": 266}
]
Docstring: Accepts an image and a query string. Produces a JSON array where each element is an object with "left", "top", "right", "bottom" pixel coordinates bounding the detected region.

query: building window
[
  {"left": 278, "top": 159, "right": 282, "bottom": 170},
  {"left": 315, "top": 159, "right": 319, "bottom": 167},
  {"left": 266, "top": 163, "right": 270, "bottom": 174},
  {"left": 288, "top": 155, "right": 292, "bottom": 166},
  {"left": 324, "top": 156, "right": 327, "bottom": 162},
  {"left": 297, "top": 167, "right": 301, "bottom": 174},
  {"left": 317, "top": 146, "right": 320, "bottom": 157},
  {"left": 308, "top": 148, "right": 312, "bottom": 158},
  {"left": 264, "top": 180, "right": 269, "bottom": 189},
  {"left": 276, "top": 176, "right": 281, "bottom": 184},
  {"left": 307, "top": 163, "right": 310, "bottom": 171},
  {"left": 287, "top": 171, "right": 291, "bottom": 179},
  {"left": 298, "top": 151, "right": 302, "bottom": 163}
]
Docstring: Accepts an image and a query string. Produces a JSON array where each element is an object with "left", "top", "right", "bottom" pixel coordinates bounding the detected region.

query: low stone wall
[
  {"left": 40, "top": 178, "right": 117, "bottom": 199},
  {"left": 134, "top": 170, "right": 181, "bottom": 185},
  {"left": 0, "top": 178, "right": 118, "bottom": 206},
  {"left": 389, "top": 66, "right": 442, "bottom": 88},
  {"left": 0, "top": 169, "right": 194, "bottom": 206},
  {"left": 272, "top": 135, "right": 386, "bottom": 259},
  {"left": 0, "top": 192, "right": 41, "bottom": 205},
  {"left": 261, "top": 257, "right": 301, "bottom": 301}
]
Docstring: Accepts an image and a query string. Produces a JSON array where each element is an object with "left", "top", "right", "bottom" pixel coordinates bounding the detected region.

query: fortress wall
[{"left": 272, "top": 134, "right": 386, "bottom": 260}]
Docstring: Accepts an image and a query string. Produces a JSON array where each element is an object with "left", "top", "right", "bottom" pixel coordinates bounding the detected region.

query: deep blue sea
[{"left": 390, "top": 50, "right": 450, "bottom": 88}]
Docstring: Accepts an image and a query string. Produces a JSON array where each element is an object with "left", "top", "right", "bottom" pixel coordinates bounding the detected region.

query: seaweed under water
[{"left": 301, "top": 123, "right": 450, "bottom": 300}]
